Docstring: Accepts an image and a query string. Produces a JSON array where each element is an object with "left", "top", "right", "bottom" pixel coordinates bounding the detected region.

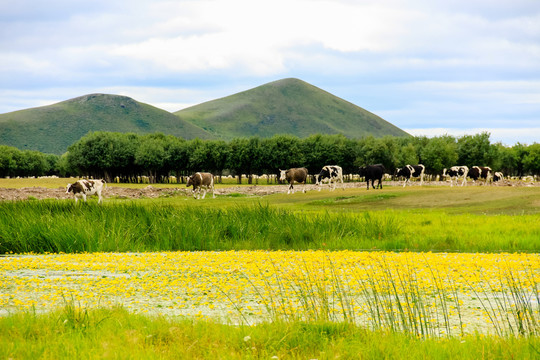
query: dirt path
[{"left": 0, "top": 179, "right": 535, "bottom": 201}]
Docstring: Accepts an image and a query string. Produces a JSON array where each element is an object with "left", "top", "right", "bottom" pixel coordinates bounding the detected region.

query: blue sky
[{"left": 1, "top": 0, "right": 539, "bottom": 145}]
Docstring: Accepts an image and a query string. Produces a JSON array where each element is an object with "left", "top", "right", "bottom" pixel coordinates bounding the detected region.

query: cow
[
  {"left": 358, "top": 164, "right": 386, "bottom": 190},
  {"left": 395, "top": 164, "right": 425, "bottom": 187},
  {"left": 493, "top": 172, "right": 504, "bottom": 182},
  {"left": 279, "top": 167, "right": 308, "bottom": 194},
  {"left": 315, "top": 165, "right": 344, "bottom": 191},
  {"left": 468, "top": 166, "right": 492, "bottom": 185},
  {"left": 66, "top": 179, "right": 106, "bottom": 204},
  {"left": 186, "top": 172, "right": 215, "bottom": 199},
  {"left": 442, "top": 166, "right": 469, "bottom": 187}
]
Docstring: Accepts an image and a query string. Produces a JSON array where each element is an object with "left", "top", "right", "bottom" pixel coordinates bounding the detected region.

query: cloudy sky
[{"left": 1, "top": 0, "right": 539, "bottom": 145}]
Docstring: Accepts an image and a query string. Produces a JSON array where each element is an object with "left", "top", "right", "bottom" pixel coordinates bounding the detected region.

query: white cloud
[{"left": 1, "top": 0, "right": 539, "bottom": 146}]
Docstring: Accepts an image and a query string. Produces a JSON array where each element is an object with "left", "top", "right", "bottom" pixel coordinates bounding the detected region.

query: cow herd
[{"left": 65, "top": 164, "right": 511, "bottom": 202}]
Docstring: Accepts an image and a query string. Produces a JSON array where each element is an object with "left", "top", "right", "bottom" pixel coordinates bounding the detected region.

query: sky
[{"left": 1, "top": 0, "right": 539, "bottom": 146}]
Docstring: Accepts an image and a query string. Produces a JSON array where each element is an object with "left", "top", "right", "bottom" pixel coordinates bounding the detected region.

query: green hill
[
  {"left": 0, "top": 78, "right": 409, "bottom": 155},
  {"left": 175, "top": 78, "right": 409, "bottom": 140},
  {"left": 0, "top": 94, "right": 214, "bottom": 154}
]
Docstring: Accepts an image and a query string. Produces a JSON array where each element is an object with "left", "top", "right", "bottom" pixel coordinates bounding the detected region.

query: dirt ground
[{"left": 0, "top": 179, "right": 536, "bottom": 202}]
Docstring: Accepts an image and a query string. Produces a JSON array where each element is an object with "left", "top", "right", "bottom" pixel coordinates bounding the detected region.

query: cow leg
[
  {"left": 97, "top": 190, "right": 103, "bottom": 204},
  {"left": 378, "top": 178, "right": 383, "bottom": 189},
  {"left": 201, "top": 187, "right": 207, "bottom": 199},
  {"left": 82, "top": 194, "right": 87, "bottom": 202},
  {"left": 403, "top": 178, "right": 408, "bottom": 188}
]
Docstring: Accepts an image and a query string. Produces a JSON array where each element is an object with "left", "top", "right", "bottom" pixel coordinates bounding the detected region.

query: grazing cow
[
  {"left": 395, "top": 164, "right": 425, "bottom": 187},
  {"left": 66, "top": 179, "right": 106, "bottom": 203},
  {"left": 358, "top": 164, "right": 386, "bottom": 190},
  {"left": 493, "top": 172, "right": 504, "bottom": 182},
  {"left": 315, "top": 165, "right": 344, "bottom": 191},
  {"left": 186, "top": 172, "right": 215, "bottom": 199},
  {"left": 442, "top": 166, "right": 469, "bottom": 187},
  {"left": 469, "top": 166, "right": 492, "bottom": 185},
  {"left": 279, "top": 167, "right": 308, "bottom": 194}
]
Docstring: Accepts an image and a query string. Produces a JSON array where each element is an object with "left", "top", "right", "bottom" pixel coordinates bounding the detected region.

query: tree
[
  {"left": 356, "top": 136, "right": 394, "bottom": 171},
  {"left": 523, "top": 143, "right": 540, "bottom": 175},
  {"left": 457, "top": 132, "right": 495, "bottom": 167},
  {"left": 264, "top": 135, "right": 305, "bottom": 182},
  {"left": 134, "top": 134, "right": 166, "bottom": 183},
  {"left": 18, "top": 151, "right": 49, "bottom": 177},
  {"left": 66, "top": 131, "right": 138, "bottom": 181},
  {"left": 420, "top": 135, "right": 458, "bottom": 174},
  {"left": 0, "top": 145, "right": 20, "bottom": 177},
  {"left": 227, "top": 137, "right": 262, "bottom": 183}
]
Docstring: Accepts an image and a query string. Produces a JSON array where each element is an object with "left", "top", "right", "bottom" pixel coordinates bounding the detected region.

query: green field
[
  {"left": 1, "top": 180, "right": 539, "bottom": 254},
  {"left": 1, "top": 179, "right": 539, "bottom": 359}
]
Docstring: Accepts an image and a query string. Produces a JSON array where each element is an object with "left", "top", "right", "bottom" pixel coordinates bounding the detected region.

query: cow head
[
  {"left": 66, "top": 183, "right": 73, "bottom": 194},
  {"left": 279, "top": 169, "right": 287, "bottom": 181},
  {"left": 186, "top": 175, "right": 194, "bottom": 187}
]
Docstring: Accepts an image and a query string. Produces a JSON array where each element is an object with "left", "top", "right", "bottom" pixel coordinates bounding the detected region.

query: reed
[{"left": 220, "top": 253, "right": 539, "bottom": 338}]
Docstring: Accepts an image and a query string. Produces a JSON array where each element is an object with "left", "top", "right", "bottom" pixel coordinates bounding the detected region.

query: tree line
[{"left": 1, "top": 131, "right": 539, "bottom": 183}]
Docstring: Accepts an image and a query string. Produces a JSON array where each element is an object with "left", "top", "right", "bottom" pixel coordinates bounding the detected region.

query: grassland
[
  {"left": 1, "top": 179, "right": 539, "bottom": 253},
  {"left": 1, "top": 179, "right": 539, "bottom": 359}
]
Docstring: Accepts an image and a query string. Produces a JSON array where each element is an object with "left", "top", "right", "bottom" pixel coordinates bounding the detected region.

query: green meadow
[
  {"left": 1, "top": 183, "right": 539, "bottom": 254},
  {"left": 1, "top": 179, "right": 539, "bottom": 359}
]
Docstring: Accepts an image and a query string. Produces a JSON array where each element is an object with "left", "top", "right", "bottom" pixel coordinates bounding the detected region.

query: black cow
[
  {"left": 493, "top": 172, "right": 504, "bottom": 182},
  {"left": 443, "top": 166, "right": 469, "bottom": 187},
  {"left": 468, "top": 166, "right": 492, "bottom": 185},
  {"left": 358, "top": 164, "right": 386, "bottom": 189},
  {"left": 315, "top": 165, "right": 344, "bottom": 191},
  {"left": 395, "top": 164, "right": 425, "bottom": 187},
  {"left": 279, "top": 167, "right": 309, "bottom": 194}
]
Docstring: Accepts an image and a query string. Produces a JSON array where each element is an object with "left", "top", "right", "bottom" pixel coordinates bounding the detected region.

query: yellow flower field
[{"left": 1, "top": 251, "right": 538, "bottom": 336}]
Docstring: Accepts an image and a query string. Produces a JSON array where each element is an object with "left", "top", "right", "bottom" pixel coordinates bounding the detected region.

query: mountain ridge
[{"left": 0, "top": 78, "right": 409, "bottom": 154}]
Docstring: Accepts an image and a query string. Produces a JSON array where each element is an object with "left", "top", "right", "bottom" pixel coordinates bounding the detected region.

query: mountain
[
  {"left": 0, "top": 78, "right": 409, "bottom": 155},
  {"left": 175, "top": 78, "right": 409, "bottom": 140},
  {"left": 0, "top": 94, "right": 214, "bottom": 154}
]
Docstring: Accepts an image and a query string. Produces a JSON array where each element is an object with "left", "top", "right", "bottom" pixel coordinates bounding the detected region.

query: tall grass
[
  {"left": 1, "top": 200, "right": 539, "bottom": 253},
  {"left": 223, "top": 254, "right": 540, "bottom": 338},
  {"left": 0, "top": 201, "right": 403, "bottom": 253}
]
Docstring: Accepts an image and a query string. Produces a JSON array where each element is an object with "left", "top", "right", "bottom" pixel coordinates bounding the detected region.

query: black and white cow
[
  {"left": 186, "top": 172, "right": 215, "bottom": 199},
  {"left": 442, "top": 166, "right": 469, "bottom": 187},
  {"left": 279, "top": 167, "right": 308, "bottom": 194},
  {"left": 493, "top": 172, "right": 504, "bottom": 182},
  {"left": 358, "top": 164, "right": 386, "bottom": 190},
  {"left": 315, "top": 165, "right": 344, "bottom": 191},
  {"left": 468, "top": 166, "right": 492, "bottom": 185},
  {"left": 395, "top": 164, "right": 425, "bottom": 187},
  {"left": 66, "top": 179, "right": 106, "bottom": 203}
]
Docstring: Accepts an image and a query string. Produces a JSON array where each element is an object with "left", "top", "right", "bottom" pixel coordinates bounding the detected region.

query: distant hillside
[
  {"left": 175, "top": 78, "right": 409, "bottom": 140},
  {"left": 0, "top": 94, "right": 214, "bottom": 154}
]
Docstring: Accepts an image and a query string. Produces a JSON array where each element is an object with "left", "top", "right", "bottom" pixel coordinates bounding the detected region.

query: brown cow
[
  {"left": 186, "top": 172, "right": 215, "bottom": 199},
  {"left": 279, "top": 167, "right": 308, "bottom": 194}
]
